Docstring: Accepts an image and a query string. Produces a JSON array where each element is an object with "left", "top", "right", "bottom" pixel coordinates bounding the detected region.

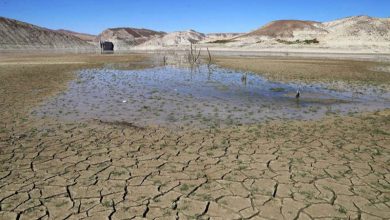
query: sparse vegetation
[
  {"left": 102, "top": 200, "right": 113, "bottom": 207},
  {"left": 338, "top": 205, "right": 347, "bottom": 214},
  {"left": 270, "top": 87, "right": 286, "bottom": 92},
  {"left": 276, "top": 38, "right": 319, "bottom": 44},
  {"left": 180, "top": 183, "right": 189, "bottom": 191},
  {"left": 208, "top": 39, "right": 235, "bottom": 44}
]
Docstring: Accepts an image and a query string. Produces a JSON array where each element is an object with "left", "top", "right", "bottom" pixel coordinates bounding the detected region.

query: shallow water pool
[{"left": 33, "top": 65, "right": 390, "bottom": 128}]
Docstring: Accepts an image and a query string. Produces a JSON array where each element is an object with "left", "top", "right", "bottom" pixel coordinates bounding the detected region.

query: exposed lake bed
[{"left": 1, "top": 53, "right": 389, "bottom": 219}]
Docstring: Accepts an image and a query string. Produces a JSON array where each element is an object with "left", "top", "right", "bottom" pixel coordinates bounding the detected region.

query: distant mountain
[
  {"left": 97, "top": 27, "right": 165, "bottom": 50},
  {"left": 1, "top": 15, "right": 389, "bottom": 52},
  {"left": 56, "top": 29, "right": 96, "bottom": 42},
  {"left": 0, "top": 17, "right": 95, "bottom": 50},
  {"left": 241, "top": 16, "right": 390, "bottom": 46}
]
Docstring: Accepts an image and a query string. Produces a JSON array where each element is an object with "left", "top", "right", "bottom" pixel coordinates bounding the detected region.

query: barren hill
[
  {"left": 56, "top": 29, "right": 96, "bottom": 42},
  {"left": 246, "top": 20, "right": 328, "bottom": 39},
  {"left": 138, "top": 30, "right": 205, "bottom": 48},
  {"left": 0, "top": 17, "right": 95, "bottom": 50},
  {"left": 322, "top": 15, "right": 390, "bottom": 46},
  {"left": 97, "top": 27, "right": 165, "bottom": 50}
]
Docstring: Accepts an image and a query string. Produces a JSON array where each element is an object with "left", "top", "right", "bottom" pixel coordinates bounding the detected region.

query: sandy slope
[
  {"left": 321, "top": 16, "right": 390, "bottom": 47},
  {"left": 56, "top": 29, "right": 97, "bottom": 42},
  {"left": 0, "top": 17, "right": 95, "bottom": 51}
]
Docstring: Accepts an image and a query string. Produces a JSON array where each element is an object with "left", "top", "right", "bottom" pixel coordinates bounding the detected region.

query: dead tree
[
  {"left": 188, "top": 42, "right": 201, "bottom": 65},
  {"left": 207, "top": 47, "right": 212, "bottom": 67},
  {"left": 163, "top": 55, "right": 167, "bottom": 65}
]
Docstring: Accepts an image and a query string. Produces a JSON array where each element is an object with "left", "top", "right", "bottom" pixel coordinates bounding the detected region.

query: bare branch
[
  {"left": 207, "top": 47, "right": 212, "bottom": 67},
  {"left": 163, "top": 55, "right": 167, "bottom": 65}
]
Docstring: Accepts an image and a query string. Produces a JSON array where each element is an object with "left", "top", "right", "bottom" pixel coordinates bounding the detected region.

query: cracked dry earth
[
  {"left": 0, "top": 54, "right": 390, "bottom": 220},
  {"left": 0, "top": 110, "right": 389, "bottom": 220}
]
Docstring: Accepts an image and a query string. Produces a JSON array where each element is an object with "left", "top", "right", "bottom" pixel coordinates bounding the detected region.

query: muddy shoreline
[{"left": 2, "top": 48, "right": 390, "bottom": 61}]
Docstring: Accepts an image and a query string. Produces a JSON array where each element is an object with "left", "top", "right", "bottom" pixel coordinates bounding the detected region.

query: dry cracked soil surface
[{"left": 0, "top": 53, "right": 389, "bottom": 220}]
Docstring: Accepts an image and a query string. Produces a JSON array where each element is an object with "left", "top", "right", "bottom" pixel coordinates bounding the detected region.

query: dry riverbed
[{"left": 0, "top": 53, "right": 389, "bottom": 219}]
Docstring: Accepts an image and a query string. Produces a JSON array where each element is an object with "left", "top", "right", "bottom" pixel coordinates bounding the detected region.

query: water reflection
[{"left": 241, "top": 73, "right": 247, "bottom": 86}]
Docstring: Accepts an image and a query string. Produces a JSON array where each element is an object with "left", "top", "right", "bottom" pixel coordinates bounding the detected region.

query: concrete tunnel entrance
[{"left": 100, "top": 41, "right": 114, "bottom": 53}]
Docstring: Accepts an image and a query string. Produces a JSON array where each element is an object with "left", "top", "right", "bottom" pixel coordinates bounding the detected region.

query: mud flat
[
  {"left": 129, "top": 46, "right": 390, "bottom": 62},
  {"left": 0, "top": 53, "right": 389, "bottom": 219}
]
